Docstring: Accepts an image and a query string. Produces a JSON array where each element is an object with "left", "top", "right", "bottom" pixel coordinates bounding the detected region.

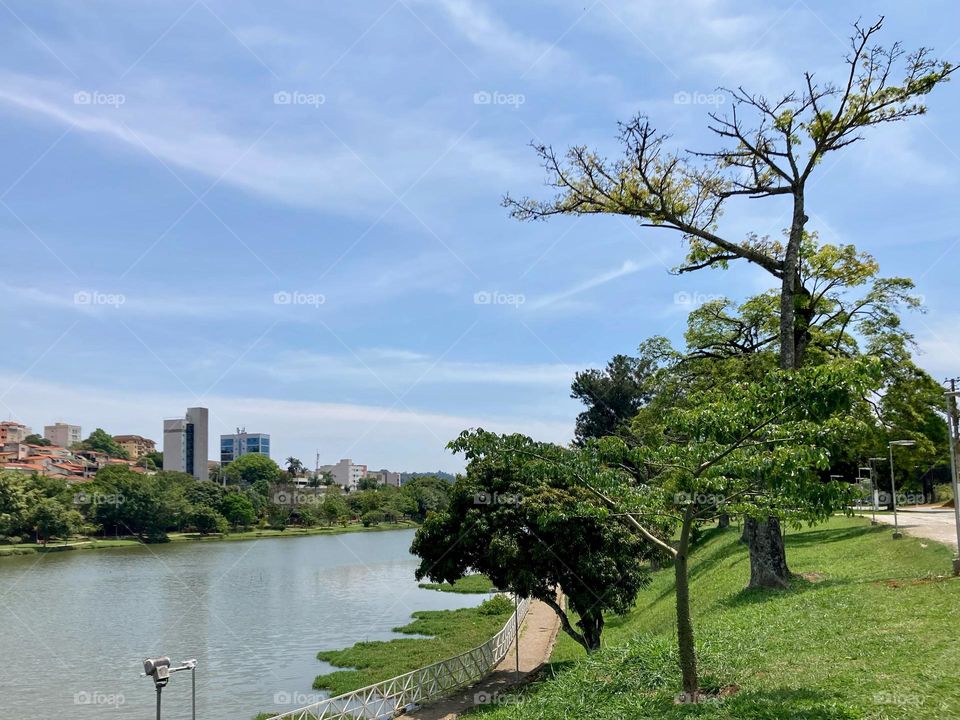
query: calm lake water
[{"left": 0, "top": 529, "right": 484, "bottom": 720}]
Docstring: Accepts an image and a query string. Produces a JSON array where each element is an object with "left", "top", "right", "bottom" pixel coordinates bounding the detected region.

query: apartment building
[
  {"left": 0, "top": 422, "right": 32, "bottom": 444},
  {"left": 113, "top": 434, "right": 156, "bottom": 460},
  {"left": 44, "top": 423, "right": 82, "bottom": 448}
]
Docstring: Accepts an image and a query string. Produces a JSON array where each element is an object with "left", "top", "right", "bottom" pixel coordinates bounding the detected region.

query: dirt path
[
  {"left": 867, "top": 508, "right": 958, "bottom": 549},
  {"left": 402, "top": 599, "right": 561, "bottom": 719}
]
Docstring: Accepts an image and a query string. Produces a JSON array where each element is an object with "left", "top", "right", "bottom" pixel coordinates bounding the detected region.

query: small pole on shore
[{"left": 514, "top": 594, "right": 520, "bottom": 681}]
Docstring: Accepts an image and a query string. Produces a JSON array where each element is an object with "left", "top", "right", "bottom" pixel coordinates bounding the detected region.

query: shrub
[{"left": 935, "top": 483, "right": 954, "bottom": 503}]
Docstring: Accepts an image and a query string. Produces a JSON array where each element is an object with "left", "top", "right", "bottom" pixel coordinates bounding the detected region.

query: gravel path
[
  {"left": 868, "top": 508, "right": 958, "bottom": 549},
  {"left": 402, "top": 598, "right": 561, "bottom": 719}
]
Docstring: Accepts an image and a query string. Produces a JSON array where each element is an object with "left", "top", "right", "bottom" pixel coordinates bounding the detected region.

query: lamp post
[
  {"left": 143, "top": 657, "right": 197, "bottom": 720},
  {"left": 888, "top": 441, "right": 916, "bottom": 540},
  {"left": 868, "top": 457, "right": 885, "bottom": 525},
  {"left": 945, "top": 386, "right": 960, "bottom": 575}
]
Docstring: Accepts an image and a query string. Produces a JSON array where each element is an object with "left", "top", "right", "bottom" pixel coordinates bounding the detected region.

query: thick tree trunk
[
  {"left": 779, "top": 189, "right": 807, "bottom": 372},
  {"left": 675, "top": 512, "right": 699, "bottom": 700},
  {"left": 579, "top": 608, "right": 604, "bottom": 653},
  {"left": 742, "top": 516, "right": 791, "bottom": 588},
  {"left": 717, "top": 513, "right": 730, "bottom": 529}
]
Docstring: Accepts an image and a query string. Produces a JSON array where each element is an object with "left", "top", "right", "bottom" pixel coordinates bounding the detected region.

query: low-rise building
[
  {"left": 366, "top": 469, "right": 401, "bottom": 487},
  {"left": 113, "top": 434, "right": 156, "bottom": 460}
]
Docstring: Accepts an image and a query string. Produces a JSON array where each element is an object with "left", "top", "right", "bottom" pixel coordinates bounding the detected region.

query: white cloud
[{"left": 526, "top": 258, "right": 657, "bottom": 311}]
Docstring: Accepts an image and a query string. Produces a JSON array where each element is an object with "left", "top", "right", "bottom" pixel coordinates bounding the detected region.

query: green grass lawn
[
  {"left": 419, "top": 574, "right": 498, "bottom": 593},
  {"left": 312, "top": 595, "right": 515, "bottom": 695},
  {"left": 472, "top": 516, "right": 960, "bottom": 720}
]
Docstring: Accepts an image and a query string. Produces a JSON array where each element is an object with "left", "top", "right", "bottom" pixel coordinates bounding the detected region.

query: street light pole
[
  {"left": 945, "top": 384, "right": 960, "bottom": 575},
  {"left": 868, "top": 458, "right": 885, "bottom": 525},
  {"left": 889, "top": 444, "right": 900, "bottom": 539},
  {"left": 888, "top": 441, "right": 916, "bottom": 540}
]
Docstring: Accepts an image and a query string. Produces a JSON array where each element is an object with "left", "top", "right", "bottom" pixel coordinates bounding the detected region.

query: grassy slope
[
  {"left": 312, "top": 596, "right": 515, "bottom": 695},
  {"left": 473, "top": 517, "right": 960, "bottom": 720},
  {"left": 418, "top": 574, "right": 497, "bottom": 593}
]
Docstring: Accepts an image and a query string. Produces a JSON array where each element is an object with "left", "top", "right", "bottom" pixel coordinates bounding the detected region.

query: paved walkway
[
  {"left": 867, "top": 508, "right": 958, "bottom": 549},
  {"left": 403, "top": 598, "right": 561, "bottom": 719}
]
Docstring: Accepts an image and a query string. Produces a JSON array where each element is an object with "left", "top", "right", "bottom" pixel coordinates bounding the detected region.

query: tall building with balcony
[
  {"left": 44, "top": 423, "right": 82, "bottom": 448},
  {"left": 220, "top": 429, "right": 271, "bottom": 464},
  {"left": 163, "top": 407, "right": 209, "bottom": 480}
]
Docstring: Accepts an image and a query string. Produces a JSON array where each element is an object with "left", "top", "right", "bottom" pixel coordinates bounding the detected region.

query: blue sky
[{"left": 1, "top": 0, "right": 958, "bottom": 472}]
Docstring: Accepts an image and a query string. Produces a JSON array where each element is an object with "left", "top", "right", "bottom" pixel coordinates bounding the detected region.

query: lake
[{"left": 0, "top": 529, "right": 484, "bottom": 720}]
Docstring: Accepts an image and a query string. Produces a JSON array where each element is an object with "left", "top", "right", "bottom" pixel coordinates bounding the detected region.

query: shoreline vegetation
[
  {"left": 252, "top": 574, "right": 500, "bottom": 720},
  {"left": 0, "top": 521, "right": 419, "bottom": 559}
]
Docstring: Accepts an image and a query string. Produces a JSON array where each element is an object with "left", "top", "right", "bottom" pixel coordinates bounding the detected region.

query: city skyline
[{"left": 1, "top": 1, "right": 958, "bottom": 472}]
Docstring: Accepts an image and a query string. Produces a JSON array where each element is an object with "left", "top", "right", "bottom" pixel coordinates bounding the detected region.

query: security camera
[{"left": 143, "top": 657, "right": 172, "bottom": 687}]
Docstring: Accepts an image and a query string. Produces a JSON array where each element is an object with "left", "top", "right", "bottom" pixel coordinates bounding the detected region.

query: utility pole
[{"left": 945, "top": 378, "right": 960, "bottom": 575}]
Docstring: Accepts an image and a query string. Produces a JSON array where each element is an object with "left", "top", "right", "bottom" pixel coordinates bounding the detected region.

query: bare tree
[{"left": 504, "top": 17, "right": 953, "bottom": 587}]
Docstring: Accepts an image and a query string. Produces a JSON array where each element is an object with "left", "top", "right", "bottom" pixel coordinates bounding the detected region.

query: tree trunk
[
  {"left": 675, "top": 512, "right": 699, "bottom": 700},
  {"left": 742, "top": 516, "right": 791, "bottom": 588},
  {"left": 779, "top": 189, "right": 807, "bottom": 372},
  {"left": 579, "top": 608, "right": 604, "bottom": 653},
  {"left": 717, "top": 513, "right": 730, "bottom": 529}
]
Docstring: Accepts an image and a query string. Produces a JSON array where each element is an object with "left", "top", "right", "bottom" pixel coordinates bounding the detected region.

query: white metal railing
[{"left": 263, "top": 597, "right": 530, "bottom": 720}]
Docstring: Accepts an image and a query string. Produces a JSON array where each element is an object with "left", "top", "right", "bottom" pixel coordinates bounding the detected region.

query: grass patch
[
  {"left": 472, "top": 516, "right": 960, "bottom": 719},
  {"left": 419, "top": 574, "right": 497, "bottom": 593},
  {"left": 312, "top": 595, "right": 515, "bottom": 695}
]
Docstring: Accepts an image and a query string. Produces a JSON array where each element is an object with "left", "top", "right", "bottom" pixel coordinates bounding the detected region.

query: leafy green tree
[
  {"left": 221, "top": 493, "right": 257, "bottom": 529},
  {"left": 190, "top": 506, "right": 228, "bottom": 535},
  {"left": 186, "top": 480, "right": 226, "bottom": 510},
  {"left": 400, "top": 477, "right": 451, "bottom": 521},
  {"left": 570, "top": 338, "right": 676, "bottom": 444},
  {"left": 224, "top": 454, "right": 283, "bottom": 485},
  {"left": 29, "top": 498, "right": 78, "bottom": 545},
  {"left": 449, "top": 358, "right": 877, "bottom": 698},
  {"left": 23, "top": 434, "right": 52, "bottom": 446},
  {"left": 506, "top": 19, "right": 953, "bottom": 585},
  {"left": 89, "top": 466, "right": 177, "bottom": 541},
  {"left": 360, "top": 510, "right": 384, "bottom": 526},
  {"left": 412, "top": 439, "right": 652, "bottom": 654},
  {"left": 285, "top": 457, "right": 305, "bottom": 477},
  {"left": 0, "top": 472, "right": 32, "bottom": 537},
  {"left": 321, "top": 495, "right": 349, "bottom": 525},
  {"left": 357, "top": 476, "right": 380, "bottom": 491},
  {"left": 142, "top": 450, "right": 163, "bottom": 469},
  {"left": 76, "top": 428, "right": 129, "bottom": 459}
]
